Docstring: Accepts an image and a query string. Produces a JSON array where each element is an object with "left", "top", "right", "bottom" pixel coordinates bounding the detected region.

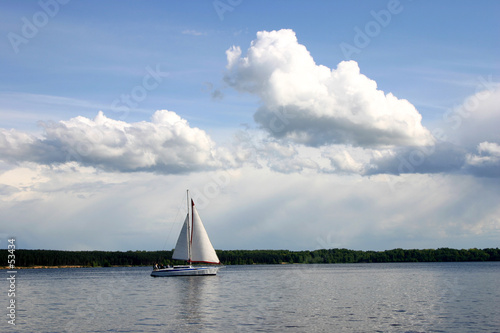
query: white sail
[
  {"left": 151, "top": 191, "right": 221, "bottom": 277},
  {"left": 172, "top": 214, "right": 189, "bottom": 261},
  {"left": 190, "top": 201, "right": 220, "bottom": 264}
]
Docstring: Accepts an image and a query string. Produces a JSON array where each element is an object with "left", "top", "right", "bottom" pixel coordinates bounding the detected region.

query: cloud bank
[
  {"left": 224, "top": 29, "right": 500, "bottom": 178},
  {"left": 0, "top": 29, "right": 498, "bottom": 179},
  {"left": 224, "top": 29, "right": 434, "bottom": 148},
  {"left": 366, "top": 85, "right": 500, "bottom": 177},
  {"left": 0, "top": 110, "right": 225, "bottom": 173},
  {"left": 465, "top": 142, "right": 500, "bottom": 177}
]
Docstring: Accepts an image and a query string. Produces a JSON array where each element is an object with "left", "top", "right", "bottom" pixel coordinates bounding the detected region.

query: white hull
[{"left": 150, "top": 266, "right": 220, "bottom": 277}]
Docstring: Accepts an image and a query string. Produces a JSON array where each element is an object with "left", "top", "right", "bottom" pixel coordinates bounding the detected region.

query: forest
[{"left": 2, "top": 247, "right": 499, "bottom": 268}]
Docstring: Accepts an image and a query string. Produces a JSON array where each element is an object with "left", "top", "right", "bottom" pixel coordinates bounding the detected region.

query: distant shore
[
  {"left": 3, "top": 265, "right": 88, "bottom": 269},
  {"left": 2, "top": 265, "right": 140, "bottom": 270},
  {"left": 2, "top": 248, "right": 499, "bottom": 267}
]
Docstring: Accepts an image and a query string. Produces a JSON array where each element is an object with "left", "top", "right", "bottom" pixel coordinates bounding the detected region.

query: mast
[
  {"left": 187, "top": 189, "right": 191, "bottom": 264},
  {"left": 175, "top": 189, "right": 219, "bottom": 265}
]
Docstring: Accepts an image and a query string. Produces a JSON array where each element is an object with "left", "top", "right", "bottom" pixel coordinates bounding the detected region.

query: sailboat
[{"left": 151, "top": 190, "right": 222, "bottom": 277}]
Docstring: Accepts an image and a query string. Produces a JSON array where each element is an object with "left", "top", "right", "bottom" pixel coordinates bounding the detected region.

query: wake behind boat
[{"left": 151, "top": 190, "right": 222, "bottom": 277}]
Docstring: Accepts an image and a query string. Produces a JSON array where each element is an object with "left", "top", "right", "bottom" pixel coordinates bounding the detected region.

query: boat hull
[{"left": 150, "top": 266, "right": 220, "bottom": 277}]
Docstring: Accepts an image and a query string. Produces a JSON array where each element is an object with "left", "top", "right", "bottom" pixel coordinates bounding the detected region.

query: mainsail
[
  {"left": 172, "top": 197, "right": 220, "bottom": 264},
  {"left": 190, "top": 201, "right": 220, "bottom": 263}
]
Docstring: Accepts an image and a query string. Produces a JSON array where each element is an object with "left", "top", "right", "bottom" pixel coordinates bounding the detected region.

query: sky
[{"left": 1, "top": 0, "right": 499, "bottom": 252}]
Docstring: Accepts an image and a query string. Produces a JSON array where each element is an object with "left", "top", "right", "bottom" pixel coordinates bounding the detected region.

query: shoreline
[
  {"left": 1, "top": 265, "right": 139, "bottom": 270},
  {"left": 3, "top": 261, "right": 500, "bottom": 270},
  {"left": 2, "top": 265, "right": 88, "bottom": 269}
]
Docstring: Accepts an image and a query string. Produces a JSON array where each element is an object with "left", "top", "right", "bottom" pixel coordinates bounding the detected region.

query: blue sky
[
  {"left": 3, "top": 1, "right": 498, "bottom": 129},
  {"left": 1, "top": 1, "right": 499, "bottom": 251}
]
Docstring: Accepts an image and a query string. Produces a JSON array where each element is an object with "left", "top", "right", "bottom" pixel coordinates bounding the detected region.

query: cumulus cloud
[
  {"left": 465, "top": 142, "right": 500, "bottom": 177},
  {"left": 365, "top": 142, "right": 467, "bottom": 176},
  {"left": 329, "top": 151, "right": 364, "bottom": 174},
  {"left": 224, "top": 81, "right": 500, "bottom": 178},
  {"left": 0, "top": 110, "right": 226, "bottom": 174},
  {"left": 230, "top": 128, "right": 320, "bottom": 173},
  {"left": 224, "top": 29, "right": 434, "bottom": 148},
  {"left": 321, "top": 146, "right": 379, "bottom": 174},
  {"left": 447, "top": 82, "right": 500, "bottom": 147},
  {"left": 335, "top": 86, "right": 500, "bottom": 177},
  {"left": 470, "top": 142, "right": 500, "bottom": 162}
]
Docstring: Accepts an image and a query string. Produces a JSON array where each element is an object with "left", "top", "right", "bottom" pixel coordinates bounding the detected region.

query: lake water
[{"left": 7, "top": 262, "right": 500, "bottom": 332}]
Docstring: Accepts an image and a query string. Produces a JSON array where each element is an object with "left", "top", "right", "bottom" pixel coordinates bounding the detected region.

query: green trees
[
  {"left": 2, "top": 250, "right": 175, "bottom": 268},
  {"left": 1, "top": 248, "right": 499, "bottom": 267}
]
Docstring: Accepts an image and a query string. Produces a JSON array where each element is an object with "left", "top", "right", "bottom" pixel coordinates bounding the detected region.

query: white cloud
[
  {"left": 465, "top": 141, "right": 500, "bottom": 177},
  {"left": 323, "top": 147, "right": 372, "bottom": 174},
  {"left": 0, "top": 110, "right": 229, "bottom": 174},
  {"left": 229, "top": 127, "right": 321, "bottom": 173},
  {"left": 2, "top": 155, "right": 499, "bottom": 251},
  {"left": 224, "top": 29, "right": 434, "bottom": 148},
  {"left": 216, "top": 84, "right": 500, "bottom": 178},
  {"left": 0, "top": 163, "right": 185, "bottom": 250},
  {"left": 467, "top": 142, "right": 500, "bottom": 165},
  {"left": 355, "top": 87, "right": 500, "bottom": 177},
  {"left": 196, "top": 168, "right": 500, "bottom": 251},
  {"left": 442, "top": 84, "right": 500, "bottom": 147}
]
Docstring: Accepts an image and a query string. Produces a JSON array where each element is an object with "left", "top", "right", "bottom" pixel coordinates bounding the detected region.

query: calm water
[{"left": 6, "top": 262, "right": 500, "bottom": 332}]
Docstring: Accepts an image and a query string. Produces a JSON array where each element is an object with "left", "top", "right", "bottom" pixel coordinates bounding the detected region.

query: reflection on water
[
  {"left": 172, "top": 275, "right": 221, "bottom": 330},
  {"left": 11, "top": 262, "right": 500, "bottom": 332}
]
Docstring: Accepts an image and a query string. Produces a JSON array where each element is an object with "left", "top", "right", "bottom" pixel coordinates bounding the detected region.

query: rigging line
[{"left": 160, "top": 192, "right": 186, "bottom": 251}]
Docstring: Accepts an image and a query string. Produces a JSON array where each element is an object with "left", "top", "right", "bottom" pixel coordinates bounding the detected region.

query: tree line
[{"left": 2, "top": 247, "right": 499, "bottom": 268}]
